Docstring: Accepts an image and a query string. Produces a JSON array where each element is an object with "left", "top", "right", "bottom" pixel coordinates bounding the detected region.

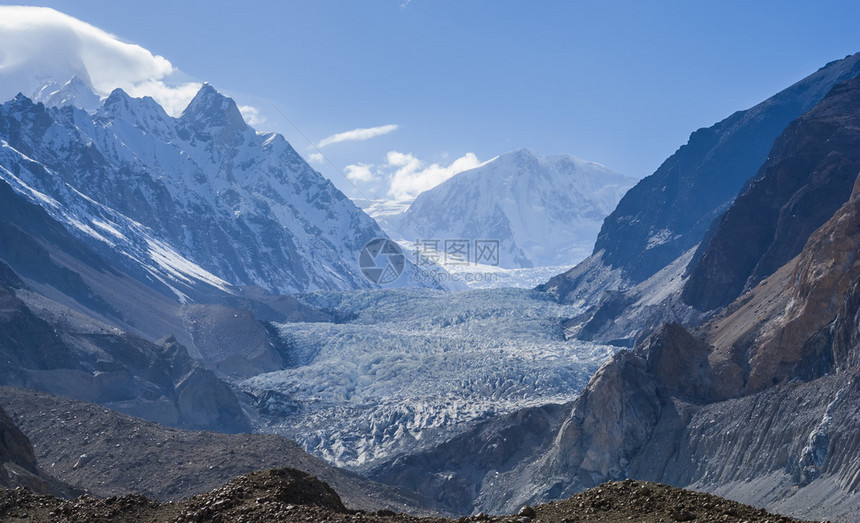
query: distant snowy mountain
[
  {"left": 380, "top": 149, "right": 635, "bottom": 269},
  {"left": 33, "top": 75, "right": 101, "bottom": 112},
  {"left": 0, "top": 82, "right": 433, "bottom": 296}
]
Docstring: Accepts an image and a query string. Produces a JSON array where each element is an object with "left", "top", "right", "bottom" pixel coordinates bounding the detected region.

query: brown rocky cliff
[
  {"left": 683, "top": 75, "right": 860, "bottom": 312},
  {"left": 744, "top": 171, "right": 860, "bottom": 392}
]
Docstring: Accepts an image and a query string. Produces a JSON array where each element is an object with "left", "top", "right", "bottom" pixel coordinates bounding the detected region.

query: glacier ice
[{"left": 241, "top": 287, "right": 618, "bottom": 470}]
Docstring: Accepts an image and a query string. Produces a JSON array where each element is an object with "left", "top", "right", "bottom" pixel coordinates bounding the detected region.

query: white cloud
[
  {"left": 318, "top": 124, "right": 398, "bottom": 148},
  {"left": 126, "top": 80, "right": 202, "bottom": 117},
  {"left": 307, "top": 152, "right": 325, "bottom": 164},
  {"left": 386, "top": 151, "right": 483, "bottom": 199},
  {"left": 238, "top": 104, "right": 266, "bottom": 127},
  {"left": 0, "top": 6, "right": 237, "bottom": 117},
  {"left": 344, "top": 163, "right": 378, "bottom": 183}
]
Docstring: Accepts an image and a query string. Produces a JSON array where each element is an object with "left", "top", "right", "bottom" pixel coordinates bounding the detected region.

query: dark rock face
[
  {"left": 708, "top": 171, "right": 860, "bottom": 395},
  {"left": 595, "top": 53, "right": 860, "bottom": 284},
  {"left": 0, "top": 405, "right": 38, "bottom": 481},
  {"left": 0, "top": 405, "right": 77, "bottom": 496},
  {"left": 540, "top": 52, "right": 860, "bottom": 304},
  {"left": 683, "top": 75, "right": 860, "bottom": 311},
  {"left": 487, "top": 179, "right": 860, "bottom": 518},
  {"left": 513, "top": 76, "right": 860, "bottom": 520}
]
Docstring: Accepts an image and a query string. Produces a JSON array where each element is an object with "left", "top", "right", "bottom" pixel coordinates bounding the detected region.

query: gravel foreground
[{"left": 0, "top": 468, "right": 813, "bottom": 522}]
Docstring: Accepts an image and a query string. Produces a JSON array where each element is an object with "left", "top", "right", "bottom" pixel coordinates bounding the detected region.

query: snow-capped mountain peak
[
  {"left": 98, "top": 88, "right": 174, "bottom": 137},
  {"left": 385, "top": 148, "right": 636, "bottom": 269},
  {"left": 180, "top": 83, "right": 248, "bottom": 136},
  {"left": 33, "top": 74, "right": 101, "bottom": 112},
  {"left": 0, "top": 85, "right": 435, "bottom": 295}
]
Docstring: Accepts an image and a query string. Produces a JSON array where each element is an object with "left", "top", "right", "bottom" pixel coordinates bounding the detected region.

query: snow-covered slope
[
  {"left": 386, "top": 149, "right": 635, "bottom": 269},
  {"left": 241, "top": 287, "right": 618, "bottom": 471},
  {"left": 0, "top": 84, "right": 432, "bottom": 295}
]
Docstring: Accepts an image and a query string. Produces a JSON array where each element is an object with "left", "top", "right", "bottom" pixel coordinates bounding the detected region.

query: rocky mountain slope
[
  {"left": 510, "top": 79, "right": 860, "bottom": 520},
  {"left": 539, "top": 51, "right": 860, "bottom": 306},
  {"left": 0, "top": 405, "right": 78, "bottom": 497},
  {"left": 562, "top": 63, "right": 860, "bottom": 346},
  {"left": 683, "top": 73, "right": 860, "bottom": 312},
  {"left": 0, "top": 387, "right": 424, "bottom": 514},
  {"left": 0, "top": 182, "right": 253, "bottom": 432},
  {"left": 0, "top": 266, "right": 249, "bottom": 433},
  {"left": 389, "top": 149, "right": 634, "bottom": 269},
  {"left": 0, "top": 169, "right": 334, "bottom": 379}
]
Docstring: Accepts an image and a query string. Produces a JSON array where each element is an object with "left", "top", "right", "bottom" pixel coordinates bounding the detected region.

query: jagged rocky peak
[
  {"left": 180, "top": 82, "right": 248, "bottom": 136},
  {"left": 97, "top": 87, "right": 176, "bottom": 138}
]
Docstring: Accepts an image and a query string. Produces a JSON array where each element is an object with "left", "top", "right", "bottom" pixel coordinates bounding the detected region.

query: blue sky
[{"left": 6, "top": 1, "right": 860, "bottom": 199}]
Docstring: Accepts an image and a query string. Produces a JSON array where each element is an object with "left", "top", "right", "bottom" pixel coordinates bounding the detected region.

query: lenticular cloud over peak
[{"left": 0, "top": 6, "right": 199, "bottom": 115}]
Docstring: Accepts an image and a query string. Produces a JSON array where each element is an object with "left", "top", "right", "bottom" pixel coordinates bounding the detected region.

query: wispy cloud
[{"left": 318, "top": 124, "right": 399, "bottom": 148}]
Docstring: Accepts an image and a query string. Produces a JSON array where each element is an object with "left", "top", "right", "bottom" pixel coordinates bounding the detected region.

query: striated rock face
[
  {"left": 683, "top": 75, "right": 860, "bottom": 312},
  {"left": 530, "top": 324, "right": 710, "bottom": 502},
  {"left": 503, "top": 77, "right": 860, "bottom": 521},
  {"left": 489, "top": 178, "right": 860, "bottom": 518}
]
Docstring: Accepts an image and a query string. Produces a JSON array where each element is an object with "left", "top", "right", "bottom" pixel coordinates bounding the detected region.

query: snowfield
[{"left": 241, "top": 287, "right": 618, "bottom": 471}]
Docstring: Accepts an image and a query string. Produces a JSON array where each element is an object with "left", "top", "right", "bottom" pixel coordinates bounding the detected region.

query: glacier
[{"left": 240, "top": 287, "right": 618, "bottom": 471}]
